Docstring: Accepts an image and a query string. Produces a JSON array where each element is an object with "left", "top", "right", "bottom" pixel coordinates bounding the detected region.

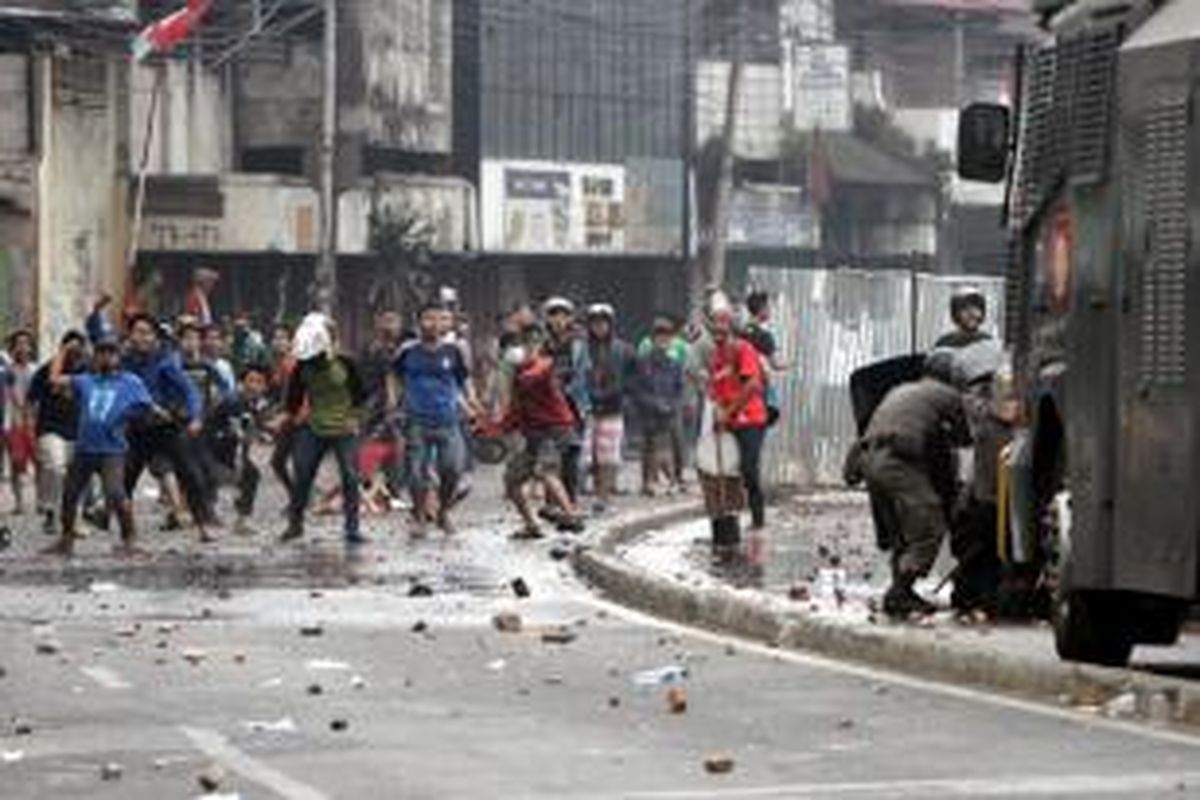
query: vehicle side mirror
[{"left": 957, "top": 103, "right": 1011, "bottom": 183}]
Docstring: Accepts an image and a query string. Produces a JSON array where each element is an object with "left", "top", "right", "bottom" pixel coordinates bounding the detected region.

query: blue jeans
[
  {"left": 289, "top": 426, "right": 360, "bottom": 540},
  {"left": 733, "top": 425, "right": 767, "bottom": 528},
  {"left": 405, "top": 420, "right": 466, "bottom": 507}
]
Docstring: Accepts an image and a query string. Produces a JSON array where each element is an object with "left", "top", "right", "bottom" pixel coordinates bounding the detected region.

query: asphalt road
[{"left": 2, "top": 532, "right": 1200, "bottom": 800}]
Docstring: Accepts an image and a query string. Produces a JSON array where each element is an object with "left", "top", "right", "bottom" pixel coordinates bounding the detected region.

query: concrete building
[{"left": 0, "top": 4, "right": 133, "bottom": 352}]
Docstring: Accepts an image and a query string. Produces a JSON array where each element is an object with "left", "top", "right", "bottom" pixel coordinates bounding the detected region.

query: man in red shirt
[
  {"left": 708, "top": 308, "right": 769, "bottom": 530},
  {"left": 184, "top": 267, "right": 219, "bottom": 327},
  {"left": 502, "top": 340, "right": 585, "bottom": 539}
]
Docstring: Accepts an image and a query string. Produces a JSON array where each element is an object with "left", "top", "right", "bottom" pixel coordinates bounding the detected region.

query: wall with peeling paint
[{"left": 340, "top": 0, "right": 454, "bottom": 155}]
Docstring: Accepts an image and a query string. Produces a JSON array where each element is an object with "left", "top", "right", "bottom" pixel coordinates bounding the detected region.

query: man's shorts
[
  {"left": 505, "top": 428, "right": 572, "bottom": 489},
  {"left": 6, "top": 426, "right": 34, "bottom": 473},
  {"left": 585, "top": 414, "right": 624, "bottom": 468}
]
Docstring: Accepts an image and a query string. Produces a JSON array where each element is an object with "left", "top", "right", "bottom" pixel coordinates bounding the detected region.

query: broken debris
[
  {"left": 511, "top": 578, "right": 531, "bottom": 598},
  {"left": 197, "top": 764, "right": 226, "bottom": 793},
  {"left": 100, "top": 762, "right": 124, "bottom": 781},
  {"left": 666, "top": 686, "right": 688, "bottom": 714},
  {"left": 540, "top": 627, "right": 577, "bottom": 645},
  {"left": 299, "top": 624, "right": 324, "bottom": 638},
  {"left": 703, "top": 754, "right": 735, "bottom": 775},
  {"left": 329, "top": 719, "right": 349, "bottom": 733},
  {"left": 492, "top": 612, "right": 523, "bottom": 634}
]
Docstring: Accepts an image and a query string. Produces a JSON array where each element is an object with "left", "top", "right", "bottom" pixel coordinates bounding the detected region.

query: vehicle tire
[
  {"left": 1130, "top": 596, "right": 1187, "bottom": 646},
  {"left": 1053, "top": 589, "right": 1133, "bottom": 667},
  {"left": 472, "top": 438, "right": 509, "bottom": 466}
]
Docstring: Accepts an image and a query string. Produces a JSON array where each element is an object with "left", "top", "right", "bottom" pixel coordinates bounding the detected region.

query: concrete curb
[{"left": 573, "top": 505, "right": 1200, "bottom": 729}]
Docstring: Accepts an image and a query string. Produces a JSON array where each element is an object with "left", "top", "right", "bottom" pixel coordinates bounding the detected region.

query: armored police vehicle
[{"left": 958, "top": 0, "right": 1200, "bottom": 665}]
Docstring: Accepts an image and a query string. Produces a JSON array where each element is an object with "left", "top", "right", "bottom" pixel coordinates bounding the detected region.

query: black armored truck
[{"left": 958, "top": 0, "right": 1200, "bottom": 665}]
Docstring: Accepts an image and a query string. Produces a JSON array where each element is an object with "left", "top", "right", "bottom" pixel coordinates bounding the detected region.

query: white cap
[
  {"left": 542, "top": 296, "right": 575, "bottom": 315},
  {"left": 586, "top": 303, "right": 615, "bottom": 320}
]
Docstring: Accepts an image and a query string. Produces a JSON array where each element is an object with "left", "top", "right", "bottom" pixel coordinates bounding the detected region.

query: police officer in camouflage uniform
[{"left": 859, "top": 350, "right": 972, "bottom": 618}]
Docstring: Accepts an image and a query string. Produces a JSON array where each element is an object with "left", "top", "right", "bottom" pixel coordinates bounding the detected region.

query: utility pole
[
  {"left": 702, "top": 14, "right": 743, "bottom": 293},
  {"left": 316, "top": 0, "right": 338, "bottom": 313}
]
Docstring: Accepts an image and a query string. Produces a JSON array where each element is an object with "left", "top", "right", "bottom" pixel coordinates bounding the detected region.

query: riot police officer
[{"left": 859, "top": 350, "right": 972, "bottom": 618}]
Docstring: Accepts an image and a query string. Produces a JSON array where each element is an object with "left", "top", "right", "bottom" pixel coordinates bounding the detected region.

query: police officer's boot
[{"left": 883, "top": 570, "right": 937, "bottom": 619}]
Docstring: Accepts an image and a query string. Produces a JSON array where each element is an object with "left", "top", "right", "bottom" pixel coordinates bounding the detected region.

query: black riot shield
[{"left": 849, "top": 354, "right": 927, "bottom": 435}]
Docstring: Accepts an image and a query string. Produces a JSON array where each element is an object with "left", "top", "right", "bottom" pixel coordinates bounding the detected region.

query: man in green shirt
[{"left": 282, "top": 313, "right": 367, "bottom": 547}]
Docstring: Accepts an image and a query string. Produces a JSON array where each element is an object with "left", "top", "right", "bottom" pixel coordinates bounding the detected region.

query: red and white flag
[{"left": 132, "top": 0, "right": 213, "bottom": 62}]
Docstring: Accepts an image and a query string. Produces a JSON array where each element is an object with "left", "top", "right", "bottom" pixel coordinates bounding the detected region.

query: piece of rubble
[
  {"left": 299, "top": 624, "right": 324, "bottom": 638},
  {"left": 306, "top": 683, "right": 324, "bottom": 696},
  {"left": 100, "top": 762, "right": 123, "bottom": 781},
  {"left": 113, "top": 624, "right": 138, "bottom": 638},
  {"left": 703, "top": 754, "right": 735, "bottom": 775},
  {"left": 407, "top": 583, "right": 434, "bottom": 598},
  {"left": 608, "top": 696, "right": 621, "bottom": 709},
  {"left": 217, "top": 588, "right": 233, "bottom": 601},
  {"left": 1103, "top": 691, "right": 1137, "bottom": 719},
  {"left": 12, "top": 720, "right": 32, "bottom": 736},
  {"left": 724, "top": 644, "right": 737, "bottom": 656},
  {"left": 197, "top": 764, "right": 226, "bottom": 792},
  {"left": 666, "top": 686, "right": 688, "bottom": 714},
  {"left": 549, "top": 545, "right": 571, "bottom": 561},
  {"left": 541, "top": 627, "right": 577, "bottom": 645},
  {"left": 181, "top": 648, "right": 208, "bottom": 666},
  {"left": 511, "top": 578, "right": 531, "bottom": 599},
  {"left": 492, "top": 612, "right": 522, "bottom": 634},
  {"left": 329, "top": 719, "right": 349, "bottom": 733},
  {"left": 233, "top": 652, "right": 246, "bottom": 664},
  {"left": 787, "top": 585, "right": 810, "bottom": 602},
  {"left": 543, "top": 674, "right": 564, "bottom": 686},
  {"left": 836, "top": 718, "right": 855, "bottom": 730},
  {"left": 411, "top": 620, "right": 429, "bottom": 634},
  {"left": 35, "top": 640, "right": 61, "bottom": 656},
  {"left": 350, "top": 675, "right": 367, "bottom": 690}
]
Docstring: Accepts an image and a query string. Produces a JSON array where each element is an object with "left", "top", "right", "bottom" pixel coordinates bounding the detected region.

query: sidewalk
[{"left": 574, "top": 490, "right": 1200, "bottom": 728}]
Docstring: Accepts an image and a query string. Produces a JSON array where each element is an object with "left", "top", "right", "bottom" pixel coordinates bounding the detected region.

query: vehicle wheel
[
  {"left": 1130, "top": 596, "right": 1187, "bottom": 646},
  {"left": 472, "top": 438, "right": 509, "bottom": 466},
  {"left": 1053, "top": 589, "right": 1133, "bottom": 666}
]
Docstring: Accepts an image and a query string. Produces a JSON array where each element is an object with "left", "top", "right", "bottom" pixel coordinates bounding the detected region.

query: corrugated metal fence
[{"left": 748, "top": 267, "right": 1005, "bottom": 487}]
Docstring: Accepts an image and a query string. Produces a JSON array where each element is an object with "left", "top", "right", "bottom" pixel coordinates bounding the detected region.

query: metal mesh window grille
[{"left": 1140, "top": 87, "right": 1190, "bottom": 387}]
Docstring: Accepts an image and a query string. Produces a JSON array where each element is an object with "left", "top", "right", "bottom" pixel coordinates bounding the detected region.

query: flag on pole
[{"left": 132, "top": 0, "right": 213, "bottom": 62}]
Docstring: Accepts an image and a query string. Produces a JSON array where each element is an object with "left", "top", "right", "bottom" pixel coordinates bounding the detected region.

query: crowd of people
[{"left": 0, "top": 274, "right": 783, "bottom": 560}]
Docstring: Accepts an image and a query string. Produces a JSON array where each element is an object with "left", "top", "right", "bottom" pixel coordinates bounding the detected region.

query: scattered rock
[
  {"left": 100, "top": 762, "right": 123, "bottom": 781},
  {"left": 541, "top": 627, "right": 577, "bottom": 645},
  {"left": 13, "top": 720, "right": 32, "bottom": 736},
  {"left": 216, "top": 587, "right": 233, "bottom": 601},
  {"left": 724, "top": 644, "right": 737, "bottom": 656},
  {"left": 492, "top": 612, "right": 523, "bottom": 634},
  {"left": 608, "top": 696, "right": 621, "bottom": 709},
  {"left": 113, "top": 624, "right": 138, "bottom": 638},
  {"left": 407, "top": 583, "right": 434, "bottom": 598},
  {"left": 200, "top": 608, "right": 214, "bottom": 620},
  {"left": 543, "top": 674, "right": 564, "bottom": 686},
  {"left": 232, "top": 652, "right": 246, "bottom": 664},
  {"left": 197, "top": 764, "right": 225, "bottom": 792},
  {"left": 549, "top": 545, "right": 571, "bottom": 561},
  {"left": 306, "top": 683, "right": 324, "bottom": 696},
  {"left": 836, "top": 717, "right": 855, "bottom": 730},
  {"left": 181, "top": 648, "right": 208, "bottom": 666},
  {"left": 350, "top": 675, "right": 367, "bottom": 690},
  {"left": 1103, "top": 691, "right": 1137, "bottom": 719},
  {"left": 703, "top": 754, "right": 735, "bottom": 775},
  {"left": 156, "top": 623, "right": 178, "bottom": 635},
  {"left": 411, "top": 620, "right": 429, "bottom": 634},
  {"left": 309, "top": 590, "right": 324, "bottom": 599},
  {"left": 666, "top": 686, "right": 688, "bottom": 714},
  {"left": 156, "top": 640, "right": 169, "bottom": 650},
  {"left": 34, "top": 640, "right": 61, "bottom": 656},
  {"left": 329, "top": 719, "right": 349, "bottom": 733},
  {"left": 299, "top": 624, "right": 324, "bottom": 638},
  {"left": 787, "top": 585, "right": 810, "bottom": 602},
  {"left": 510, "top": 578, "right": 531, "bottom": 599}
]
